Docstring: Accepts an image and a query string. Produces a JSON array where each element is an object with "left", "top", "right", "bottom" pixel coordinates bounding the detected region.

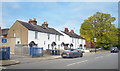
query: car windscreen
[
  {"left": 111, "top": 47, "right": 118, "bottom": 49},
  {"left": 72, "top": 50, "right": 78, "bottom": 52},
  {"left": 64, "top": 50, "right": 71, "bottom": 52}
]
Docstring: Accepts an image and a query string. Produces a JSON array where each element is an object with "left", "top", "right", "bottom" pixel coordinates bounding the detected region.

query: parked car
[
  {"left": 110, "top": 47, "right": 119, "bottom": 53},
  {"left": 61, "top": 49, "right": 83, "bottom": 58}
]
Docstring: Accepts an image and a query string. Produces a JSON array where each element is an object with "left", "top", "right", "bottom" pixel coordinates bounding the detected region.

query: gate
[
  {"left": 29, "top": 47, "right": 43, "bottom": 58},
  {"left": 14, "top": 44, "right": 29, "bottom": 56}
]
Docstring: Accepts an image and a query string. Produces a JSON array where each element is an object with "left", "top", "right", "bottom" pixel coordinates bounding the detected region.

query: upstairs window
[
  {"left": 48, "top": 34, "right": 50, "bottom": 40},
  {"left": 72, "top": 38, "right": 74, "bottom": 43},
  {"left": 14, "top": 33, "right": 16, "bottom": 37},
  {"left": 35, "top": 32, "right": 38, "bottom": 39},
  {"left": 81, "top": 40, "right": 83, "bottom": 44},
  {"left": 55, "top": 35, "right": 57, "bottom": 42},
  {"left": 77, "top": 39, "right": 79, "bottom": 44},
  {"left": 44, "top": 41, "right": 45, "bottom": 45},
  {"left": 58, "top": 35, "right": 60, "bottom": 41}
]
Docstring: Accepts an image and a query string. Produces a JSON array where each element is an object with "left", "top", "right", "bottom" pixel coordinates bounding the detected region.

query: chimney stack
[
  {"left": 70, "top": 30, "right": 74, "bottom": 33},
  {"left": 42, "top": 21, "right": 48, "bottom": 27},
  {"left": 64, "top": 28, "right": 69, "bottom": 32},
  {"left": 28, "top": 18, "right": 37, "bottom": 25}
]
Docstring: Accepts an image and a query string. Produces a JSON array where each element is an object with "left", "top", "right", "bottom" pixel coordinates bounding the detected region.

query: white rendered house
[
  {"left": 8, "top": 19, "right": 64, "bottom": 50},
  {"left": 56, "top": 28, "right": 86, "bottom": 50},
  {"left": 7, "top": 18, "right": 85, "bottom": 51}
]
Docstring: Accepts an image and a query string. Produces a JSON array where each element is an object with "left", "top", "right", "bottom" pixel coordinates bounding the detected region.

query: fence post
[
  {"left": 42, "top": 48, "right": 43, "bottom": 56},
  {"left": 3, "top": 47, "right": 5, "bottom": 59},
  {"left": 32, "top": 47, "right": 34, "bottom": 58},
  {"left": 29, "top": 47, "right": 31, "bottom": 56},
  {"left": 0, "top": 48, "right": 1, "bottom": 59},
  {"left": 8, "top": 47, "right": 10, "bottom": 60}
]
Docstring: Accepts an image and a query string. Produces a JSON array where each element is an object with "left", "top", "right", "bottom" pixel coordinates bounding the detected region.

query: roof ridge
[
  {"left": 17, "top": 20, "right": 63, "bottom": 35},
  {"left": 17, "top": 20, "right": 30, "bottom": 24}
]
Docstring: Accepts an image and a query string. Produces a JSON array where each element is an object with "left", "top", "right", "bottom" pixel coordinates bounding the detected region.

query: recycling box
[
  {"left": 0, "top": 47, "right": 10, "bottom": 60},
  {"left": 51, "top": 50, "right": 60, "bottom": 55},
  {"left": 29, "top": 47, "right": 43, "bottom": 58}
]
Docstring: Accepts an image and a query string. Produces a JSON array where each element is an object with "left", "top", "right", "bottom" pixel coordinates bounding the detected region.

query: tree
[
  {"left": 80, "top": 12, "right": 117, "bottom": 50},
  {"left": 117, "top": 28, "right": 120, "bottom": 49}
]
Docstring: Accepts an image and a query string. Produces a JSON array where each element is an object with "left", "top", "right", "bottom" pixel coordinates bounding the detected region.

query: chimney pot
[
  {"left": 65, "top": 28, "right": 69, "bottom": 32},
  {"left": 29, "top": 19, "right": 32, "bottom": 21},
  {"left": 44, "top": 22, "right": 46, "bottom": 24},
  {"left": 33, "top": 18, "right": 36, "bottom": 21},
  {"left": 28, "top": 18, "right": 37, "bottom": 25},
  {"left": 42, "top": 21, "right": 48, "bottom": 27},
  {"left": 70, "top": 30, "right": 74, "bottom": 33}
]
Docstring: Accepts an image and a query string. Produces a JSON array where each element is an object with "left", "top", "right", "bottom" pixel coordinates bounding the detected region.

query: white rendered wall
[{"left": 28, "top": 30, "right": 64, "bottom": 50}]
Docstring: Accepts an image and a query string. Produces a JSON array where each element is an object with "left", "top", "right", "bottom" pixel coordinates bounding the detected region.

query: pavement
[
  {"left": 0, "top": 60, "right": 20, "bottom": 66},
  {"left": 0, "top": 54, "right": 61, "bottom": 66},
  {"left": 0, "top": 50, "right": 109, "bottom": 66}
]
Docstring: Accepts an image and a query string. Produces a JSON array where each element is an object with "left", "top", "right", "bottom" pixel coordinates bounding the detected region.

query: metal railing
[
  {"left": 29, "top": 47, "right": 43, "bottom": 58},
  {"left": 0, "top": 47, "right": 10, "bottom": 60}
]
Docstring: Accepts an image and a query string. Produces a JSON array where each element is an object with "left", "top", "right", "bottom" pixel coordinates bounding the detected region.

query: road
[{"left": 6, "top": 52, "right": 118, "bottom": 69}]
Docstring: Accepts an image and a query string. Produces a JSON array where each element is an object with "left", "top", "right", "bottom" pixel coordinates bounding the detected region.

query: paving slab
[{"left": 0, "top": 60, "right": 20, "bottom": 66}]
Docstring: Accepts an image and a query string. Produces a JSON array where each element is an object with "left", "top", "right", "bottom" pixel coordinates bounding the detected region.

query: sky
[{"left": 1, "top": 2, "right": 118, "bottom": 35}]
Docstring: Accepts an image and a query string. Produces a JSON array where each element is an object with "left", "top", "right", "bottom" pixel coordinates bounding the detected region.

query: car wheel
[
  {"left": 62, "top": 57, "right": 65, "bottom": 58},
  {"left": 80, "top": 53, "right": 83, "bottom": 57}
]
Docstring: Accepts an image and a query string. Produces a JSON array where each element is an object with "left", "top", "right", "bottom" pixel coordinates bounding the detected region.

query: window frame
[
  {"left": 48, "top": 34, "right": 50, "bottom": 40},
  {"left": 58, "top": 35, "right": 60, "bottom": 41},
  {"left": 35, "top": 31, "right": 38, "bottom": 39}
]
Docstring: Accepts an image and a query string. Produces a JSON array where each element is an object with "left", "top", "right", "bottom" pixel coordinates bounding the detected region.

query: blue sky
[{"left": 2, "top": 2, "right": 118, "bottom": 34}]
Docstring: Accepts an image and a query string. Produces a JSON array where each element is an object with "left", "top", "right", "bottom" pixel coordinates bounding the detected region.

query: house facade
[
  {"left": 7, "top": 18, "right": 64, "bottom": 51},
  {"left": 57, "top": 28, "right": 86, "bottom": 49},
  {"left": 7, "top": 18, "right": 86, "bottom": 53}
]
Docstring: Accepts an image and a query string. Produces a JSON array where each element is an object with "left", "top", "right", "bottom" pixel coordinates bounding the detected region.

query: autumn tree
[{"left": 80, "top": 12, "right": 118, "bottom": 50}]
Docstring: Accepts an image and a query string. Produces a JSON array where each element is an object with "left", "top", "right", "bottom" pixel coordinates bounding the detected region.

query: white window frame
[
  {"left": 14, "top": 33, "right": 16, "bottom": 37},
  {"left": 35, "top": 32, "right": 38, "bottom": 39},
  {"left": 48, "top": 34, "right": 50, "bottom": 40},
  {"left": 58, "top": 35, "right": 60, "bottom": 41}
]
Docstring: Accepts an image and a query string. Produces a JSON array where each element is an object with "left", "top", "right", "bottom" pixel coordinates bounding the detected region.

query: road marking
[
  {"left": 95, "top": 57, "right": 100, "bottom": 59},
  {"left": 66, "top": 60, "right": 88, "bottom": 66},
  {"left": 105, "top": 53, "right": 113, "bottom": 56},
  {"left": 95, "top": 56, "right": 104, "bottom": 59}
]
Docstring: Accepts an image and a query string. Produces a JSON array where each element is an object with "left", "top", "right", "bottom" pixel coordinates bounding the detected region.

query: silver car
[
  {"left": 110, "top": 47, "right": 119, "bottom": 53},
  {"left": 61, "top": 49, "right": 83, "bottom": 58}
]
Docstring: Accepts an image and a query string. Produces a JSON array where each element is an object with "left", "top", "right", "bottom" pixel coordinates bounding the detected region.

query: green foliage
[{"left": 80, "top": 12, "right": 118, "bottom": 49}]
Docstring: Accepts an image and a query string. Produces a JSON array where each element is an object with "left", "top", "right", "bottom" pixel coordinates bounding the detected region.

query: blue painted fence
[
  {"left": 29, "top": 47, "right": 43, "bottom": 58},
  {"left": 0, "top": 47, "right": 10, "bottom": 60}
]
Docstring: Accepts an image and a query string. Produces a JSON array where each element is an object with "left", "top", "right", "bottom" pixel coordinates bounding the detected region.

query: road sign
[
  {"left": 2, "top": 38, "right": 7, "bottom": 43},
  {"left": 94, "top": 38, "right": 96, "bottom": 42}
]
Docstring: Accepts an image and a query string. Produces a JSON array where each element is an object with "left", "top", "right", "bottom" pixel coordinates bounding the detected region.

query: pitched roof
[
  {"left": 17, "top": 20, "right": 63, "bottom": 35},
  {"left": 2, "top": 28, "right": 9, "bottom": 36},
  {"left": 61, "top": 31, "right": 85, "bottom": 39}
]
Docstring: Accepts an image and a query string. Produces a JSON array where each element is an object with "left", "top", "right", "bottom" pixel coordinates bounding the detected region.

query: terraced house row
[{"left": 2, "top": 18, "right": 86, "bottom": 53}]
